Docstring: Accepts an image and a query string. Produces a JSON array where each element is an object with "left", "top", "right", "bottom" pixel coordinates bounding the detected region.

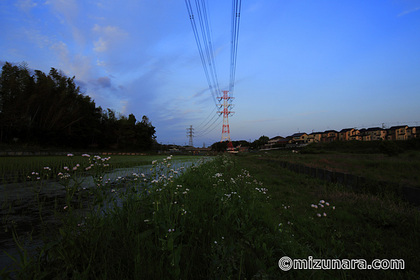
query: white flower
[
  {"left": 325, "top": 202, "right": 330, "bottom": 206},
  {"left": 317, "top": 213, "right": 321, "bottom": 217},
  {"left": 332, "top": 206, "right": 336, "bottom": 210},
  {"left": 152, "top": 160, "right": 157, "bottom": 165},
  {"left": 320, "top": 200, "right": 325, "bottom": 204},
  {"left": 323, "top": 212, "right": 327, "bottom": 217},
  {"left": 67, "top": 153, "right": 74, "bottom": 157}
]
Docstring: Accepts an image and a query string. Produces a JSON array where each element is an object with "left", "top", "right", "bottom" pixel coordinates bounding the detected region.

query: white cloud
[
  {"left": 50, "top": 41, "right": 69, "bottom": 62},
  {"left": 92, "top": 24, "right": 128, "bottom": 53},
  {"left": 45, "top": 0, "right": 78, "bottom": 22},
  {"left": 398, "top": 6, "right": 420, "bottom": 17},
  {"left": 16, "top": 0, "right": 37, "bottom": 12}
]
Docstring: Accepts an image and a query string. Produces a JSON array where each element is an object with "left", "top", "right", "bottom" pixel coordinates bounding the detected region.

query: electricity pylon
[
  {"left": 186, "top": 125, "right": 194, "bottom": 147},
  {"left": 218, "top": 90, "right": 234, "bottom": 149}
]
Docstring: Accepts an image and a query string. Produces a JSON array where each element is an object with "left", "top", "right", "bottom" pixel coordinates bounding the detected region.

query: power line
[
  {"left": 185, "top": 0, "right": 221, "bottom": 106},
  {"left": 185, "top": 0, "right": 243, "bottom": 145},
  {"left": 229, "top": 0, "right": 242, "bottom": 95},
  {"left": 195, "top": 114, "right": 222, "bottom": 138}
]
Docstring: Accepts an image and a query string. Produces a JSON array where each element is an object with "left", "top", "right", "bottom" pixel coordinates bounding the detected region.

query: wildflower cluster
[{"left": 311, "top": 199, "right": 336, "bottom": 218}]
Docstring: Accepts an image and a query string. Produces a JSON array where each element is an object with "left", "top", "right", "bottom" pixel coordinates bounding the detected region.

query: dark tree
[{"left": 0, "top": 62, "right": 156, "bottom": 150}]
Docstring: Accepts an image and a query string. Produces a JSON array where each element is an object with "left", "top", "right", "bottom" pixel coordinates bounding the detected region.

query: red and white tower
[{"left": 218, "top": 90, "right": 234, "bottom": 149}]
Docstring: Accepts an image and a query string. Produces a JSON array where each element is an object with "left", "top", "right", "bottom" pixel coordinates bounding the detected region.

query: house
[
  {"left": 349, "top": 129, "right": 361, "bottom": 141},
  {"left": 415, "top": 127, "right": 420, "bottom": 138},
  {"left": 359, "top": 129, "right": 371, "bottom": 141},
  {"left": 322, "top": 130, "right": 338, "bottom": 142},
  {"left": 387, "top": 126, "right": 409, "bottom": 140},
  {"left": 407, "top": 127, "right": 417, "bottom": 139},
  {"left": 289, "top": 133, "right": 308, "bottom": 144},
  {"left": 366, "top": 127, "right": 387, "bottom": 141},
  {"left": 266, "top": 136, "right": 288, "bottom": 149},
  {"left": 339, "top": 128, "right": 354, "bottom": 141},
  {"left": 308, "top": 132, "right": 323, "bottom": 143}
]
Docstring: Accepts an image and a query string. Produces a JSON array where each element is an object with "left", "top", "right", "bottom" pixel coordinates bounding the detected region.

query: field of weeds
[
  {"left": 1, "top": 152, "right": 419, "bottom": 279},
  {"left": 258, "top": 149, "right": 420, "bottom": 187}
]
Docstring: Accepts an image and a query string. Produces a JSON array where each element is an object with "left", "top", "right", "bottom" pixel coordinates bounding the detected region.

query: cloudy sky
[{"left": 1, "top": 0, "right": 420, "bottom": 146}]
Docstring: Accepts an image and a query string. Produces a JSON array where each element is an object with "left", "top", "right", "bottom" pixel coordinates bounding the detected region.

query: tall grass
[
  {"left": 2, "top": 155, "right": 287, "bottom": 279},
  {"left": 235, "top": 152, "right": 420, "bottom": 279},
  {"left": 3, "top": 152, "right": 419, "bottom": 279}
]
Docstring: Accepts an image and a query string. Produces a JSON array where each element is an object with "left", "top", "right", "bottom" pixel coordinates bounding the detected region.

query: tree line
[
  {"left": 210, "top": 136, "right": 269, "bottom": 152},
  {"left": 0, "top": 62, "right": 156, "bottom": 150}
]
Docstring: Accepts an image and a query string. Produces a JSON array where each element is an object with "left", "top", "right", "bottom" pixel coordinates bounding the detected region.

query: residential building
[
  {"left": 308, "top": 132, "right": 322, "bottom": 143},
  {"left": 388, "top": 126, "right": 409, "bottom": 140},
  {"left": 290, "top": 133, "right": 308, "bottom": 144},
  {"left": 366, "top": 127, "right": 387, "bottom": 141},
  {"left": 266, "top": 136, "right": 287, "bottom": 149},
  {"left": 339, "top": 128, "right": 354, "bottom": 141},
  {"left": 359, "top": 129, "right": 371, "bottom": 141},
  {"left": 349, "top": 129, "right": 361, "bottom": 141},
  {"left": 407, "top": 127, "right": 417, "bottom": 139},
  {"left": 322, "top": 130, "right": 338, "bottom": 142}
]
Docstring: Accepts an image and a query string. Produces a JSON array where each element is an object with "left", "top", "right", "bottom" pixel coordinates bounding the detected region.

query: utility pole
[
  {"left": 186, "top": 125, "right": 194, "bottom": 147},
  {"left": 218, "top": 90, "right": 234, "bottom": 150}
]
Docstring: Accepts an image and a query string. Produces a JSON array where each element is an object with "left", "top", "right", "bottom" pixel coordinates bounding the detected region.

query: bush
[{"left": 379, "top": 141, "right": 402, "bottom": 156}]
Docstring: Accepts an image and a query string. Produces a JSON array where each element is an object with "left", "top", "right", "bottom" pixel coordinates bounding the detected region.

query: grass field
[
  {"left": 1, "top": 152, "right": 419, "bottom": 279},
  {"left": 236, "top": 151, "right": 420, "bottom": 279},
  {"left": 258, "top": 149, "right": 420, "bottom": 187}
]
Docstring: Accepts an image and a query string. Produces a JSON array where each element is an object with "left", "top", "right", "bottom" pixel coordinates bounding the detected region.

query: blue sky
[{"left": 1, "top": 0, "right": 420, "bottom": 146}]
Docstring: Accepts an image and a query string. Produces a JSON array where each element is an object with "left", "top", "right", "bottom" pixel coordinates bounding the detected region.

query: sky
[{"left": 1, "top": 0, "right": 420, "bottom": 147}]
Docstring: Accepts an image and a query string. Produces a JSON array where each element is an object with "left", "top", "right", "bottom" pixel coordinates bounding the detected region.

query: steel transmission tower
[
  {"left": 218, "top": 90, "right": 234, "bottom": 148},
  {"left": 186, "top": 125, "right": 194, "bottom": 147}
]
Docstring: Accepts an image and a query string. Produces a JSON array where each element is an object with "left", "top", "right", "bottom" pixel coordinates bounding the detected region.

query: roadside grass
[{"left": 236, "top": 152, "right": 420, "bottom": 279}]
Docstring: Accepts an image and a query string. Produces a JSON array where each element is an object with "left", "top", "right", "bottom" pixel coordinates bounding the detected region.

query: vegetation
[
  {"left": 300, "top": 139, "right": 420, "bottom": 156},
  {"left": 273, "top": 141, "right": 420, "bottom": 187},
  {"left": 1, "top": 155, "right": 283, "bottom": 279},
  {"left": 235, "top": 152, "right": 420, "bottom": 279},
  {"left": 0, "top": 62, "right": 156, "bottom": 150},
  {"left": 210, "top": 136, "right": 269, "bottom": 151},
  {"left": 0, "top": 155, "right": 201, "bottom": 184},
  {"left": 2, "top": 152, "right": 419, "bottom": 279}
]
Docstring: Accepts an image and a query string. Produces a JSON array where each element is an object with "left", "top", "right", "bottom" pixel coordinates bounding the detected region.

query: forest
[{"left": 0, "top": 62, "right": 156, "bottom": 150}]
